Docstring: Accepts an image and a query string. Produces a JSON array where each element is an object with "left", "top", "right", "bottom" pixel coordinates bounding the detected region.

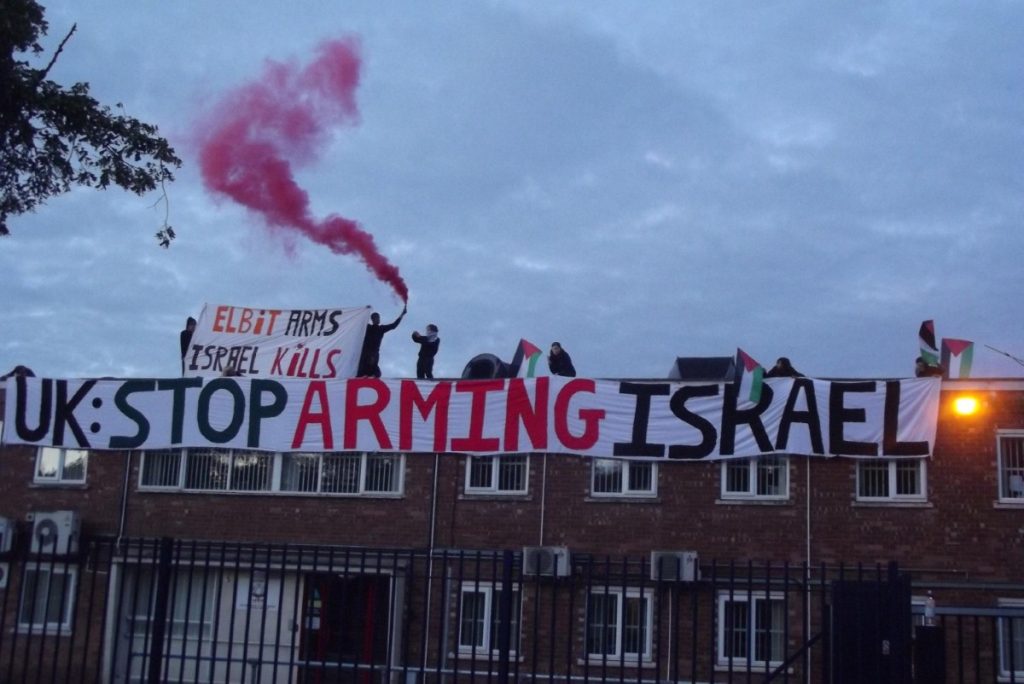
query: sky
[{"left": 3, "top": 1, "right": 1023, "bottom": 381}]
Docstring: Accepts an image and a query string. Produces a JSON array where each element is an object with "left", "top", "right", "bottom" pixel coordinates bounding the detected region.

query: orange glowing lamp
[{"left": 952, "top": 396, "right": 980, "bottom": 416}]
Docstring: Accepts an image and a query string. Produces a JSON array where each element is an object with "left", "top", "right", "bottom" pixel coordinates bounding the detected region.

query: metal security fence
[{"left": 0, "top": 537, "right": 1021, "bottom": 683}]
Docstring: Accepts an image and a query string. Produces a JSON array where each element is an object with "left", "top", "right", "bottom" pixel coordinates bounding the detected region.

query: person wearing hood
[
  {"left": 359, "top": 305, "right": 407, "bottom": 377},
  {"left": 180, "top": 316, "right": 197, "bottom": 375},
  {"left": 548, "top": 342, "right": 577, "bottom": 377},
  {"left": 411, "top": 324, "right": 440, "bottom": 379}
]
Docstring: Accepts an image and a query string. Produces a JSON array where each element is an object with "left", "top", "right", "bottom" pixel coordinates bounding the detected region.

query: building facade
[{"left": 0, "top": 378, "right": 1022, "bottom": 682}]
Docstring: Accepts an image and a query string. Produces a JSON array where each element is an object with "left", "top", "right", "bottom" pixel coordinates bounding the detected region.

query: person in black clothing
[
  {"left": 358, "top": 305, "right": 406, "bottom": 377},
  {"left": 765, "top": 357, "right": 803, "bottom": 378},
  {"left": 548, "top": 342, "right": 577, "bottom": 377},
  {"left": 179, "top": 316, "right": 197, "bottom": 375},
  {"left": 915, "top": 356, "right": 944, "bottom": 377},
  {"left": 411, "top": 324, "right": 440, "bottom": 379}
]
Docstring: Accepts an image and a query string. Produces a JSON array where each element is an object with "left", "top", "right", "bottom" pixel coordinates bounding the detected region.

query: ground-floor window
[
  {"left": 19, "top": 565, "right": 77, "bottom": 633},
  {"left": 586, "top": 588, "right": 653, "bottom": 662},
  {"left": 458, "top": 583, "right": 522, "bottom": 654},
  {"left": 717, "top": 591, "right": 785, "bottom": 667}
]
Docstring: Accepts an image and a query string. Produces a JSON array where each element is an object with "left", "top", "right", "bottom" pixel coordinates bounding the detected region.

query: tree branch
[{"left": 38, "top": 23, "right": 76, "bottom": 82}]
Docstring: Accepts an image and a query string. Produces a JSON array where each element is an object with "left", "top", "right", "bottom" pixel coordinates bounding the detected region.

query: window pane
[
  {"left": 622, "top": 595, "right": 647, "bottom": 656},
  {"left": 489, "top": 589, "right": 521, "bottom": 651},
  {"left": 321, "top": 453, "right": 361, "bottom": 493},
  {"left": 468, "top": 457, "right": 493, "bottom": 489},
  {"left": 895, "top": 461, "right": 920, "bottom": 496},
  {"left": 1002, "top": 616, "right": 1024, "bottom": 674},
  {"left": 754, "top": 599, "right": 785, "bottom": 662},
  {"left": 497, "top": 455, "right": 527, "bottom": 492},
  {"left": 231, "top": 451, "right": 272, "bottom": 491},
  {"left": 723, "top": 600, "right": 749, "bottom": 659},
  {"left": 1001, "top": 436, "right": 1024, "bottom": 499},
  {"left": 587, "top": 593, "right": 618, "bottom": 656},
  {"left": 627, "top": 463, "right": 653, "bottom": 492},
  {"left": 185, "top": 448, "right": 230, "bottom": 490},
  {"left": 36, "top": 447, "right": 61, "bottom": 479},
  {"left": 281, "top": 453, "right": 321, "bottom": 492},
  {"left": 460, "top": 590, "right": 487, "bottom": 649},
  {"left": 858, "top": 461, "right": 888, "bottom": 498},
  {"left": 757, "top": 457, "right": 786, "bottom": 496},
  {"left": 61, "top": 449, "right": 87, "bottom": 481},
  {"left": 726, "top": 460, "right": 750, "bottom": 494},
  {"left": 141, "top": 450, "right": 182, "bottom": 487},
  {"left": 365, "top": 454, "right": 400, "bottom": 492},
  {"left": 593, "top": 459, "right": 623, "bottom": 494},
  {"left": 20, "top": 569, "right": 72, "bottom": 628}
]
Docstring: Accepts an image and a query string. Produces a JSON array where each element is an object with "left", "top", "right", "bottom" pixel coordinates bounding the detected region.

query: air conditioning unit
[
  {"left": 0, "top": 516, "right": 12, "bottom": 553},
  {"left": 650, "top": 551, "right": 699, "bottom": 582},
  {"left": 28, "top": 511, "right": 80, "bottom": 555},
  {"left": 523, "top": 546, "right": 571, "bottom": 577}
]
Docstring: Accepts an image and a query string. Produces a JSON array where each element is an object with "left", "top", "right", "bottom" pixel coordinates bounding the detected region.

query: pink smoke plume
[{"left": 197, "top": 39, "right": 408, "bottom": 302}]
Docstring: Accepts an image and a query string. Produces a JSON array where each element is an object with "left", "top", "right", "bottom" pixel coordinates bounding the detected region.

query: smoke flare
[{"left": 198, "top": 39, "right": 408, "bottom": 302}]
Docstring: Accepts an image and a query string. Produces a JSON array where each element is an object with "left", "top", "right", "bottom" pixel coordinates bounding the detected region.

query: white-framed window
[
  {"left": 591, "top": 459, "right": 656, "bottom": 497},
  {"left": 139, "top": 450, "right": 404, "bottom": 496},
  {"left": 585, "top": 588, "right": 653, "bottom": 662},
  {"left": 717, "top": 591, "right": 785, "bottom": 667},
  {"left": 34, "top": 446, "right": 87, "bottom": 484},
  {"left": 998, "top": 599, "right": 1024, "bottom": 678},
  {"left": 721, "top": 456, "right": 789, "bottom": 500},
  {"left": 856, "top": 459, "right": 926, "bottom": 502},
  {"left": 997, "top": 431, "right": 1024, "bottom": 502},
  {"left": 465, "top": 455, "right": 528, "bottom": 495},
  {"left": 127, "top": 569, "right": 216, "bottom": 640},
  {"left": 457, "top": 582, "right": 522, "bottom": 654},
  {"left": 19, "top": 565, "right": 77, "bottom": 633}
]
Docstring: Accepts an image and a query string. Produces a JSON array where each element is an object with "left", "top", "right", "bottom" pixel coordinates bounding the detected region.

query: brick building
[{"left": 0, "top": 375, "right": 1022, "bottom": 682}]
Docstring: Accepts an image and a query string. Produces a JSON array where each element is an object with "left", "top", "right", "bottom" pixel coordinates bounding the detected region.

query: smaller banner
[{"left": 184, "top": 304, "right": 371, "bottom": 380}]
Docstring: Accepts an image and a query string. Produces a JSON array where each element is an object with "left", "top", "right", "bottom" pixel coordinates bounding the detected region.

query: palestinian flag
[
  {"left": 941, "top": 338, "right": 974, "bottom": 379},
  {"left": 919, "top": 320, "right": 939, "bottom": 365},
  {"left": 734, "top": 348, "right": 765, "bottom": 404},
  {"left": 510, "top": 339, "right": 544, "bottom": 377}
]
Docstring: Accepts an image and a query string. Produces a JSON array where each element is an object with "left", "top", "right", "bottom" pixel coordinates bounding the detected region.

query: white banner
[
  {"left": 185, "top": 304, "right": 371, "bottom": 379},
  {"left": 2, "top": 376, "right": 940, "bottom": 460}
]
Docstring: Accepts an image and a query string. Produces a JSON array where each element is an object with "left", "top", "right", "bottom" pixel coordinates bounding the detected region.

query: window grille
[
  {"left": 458, "top": 584, "right": 522, "bottom": 653},
  {"left": 722, "top": 456, "right": 789, "bottom": 499},
  {"left": 19, "top": 566, "right": 77, "bottom": 632},
  {"left": 856, "top": 459, "right": 925, "bottom": 501},
  {"left": 718, "top": 592, "right": 785, "bottom": 666},
  {"left": 466, "top": 455, "right": 528, "bottom": 494},
  {"left": 998, "top": 432, "right": 1024, "bottom": 501},
  {"left": 140, "top": 449, "right": 183, "bottom": 488},
  {"left": 592, "top": 459, "right": 656, "bottom": 497},
  {"left": 586, "top": 588, "right": 652, "bottom": 660}
]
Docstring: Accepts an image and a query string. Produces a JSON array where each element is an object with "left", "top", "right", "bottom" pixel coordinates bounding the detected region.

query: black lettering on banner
[
  {"left": 828, "top": 381, "right": 877, "bottom": 456},
  {"left": 53, "top": 379, "right": 96, "bottom": 447},
  {"left": 14, "top": 376, "right": 51, "bottom": 442},
  {"left": 110, "top": 380, "right": 158, "bottom": 449},
  {"left": 776, "top": 379, "right": 824, "bottom": 454},
  {"left": 324, "top": 310, "right": 342, "bottom": 336},
  {"left": 882, "top": 380, "right": 929, "bottom": 456},
  {"left": 197, "top": 379, "right": 245, "bottom": 443},
  {"left": 720, "top": 381, "right": 774, "bottom": 455},
  {"left": 157, "top": 377, "right": 203, "bottom": 444},
  {"left": 248, "top": 380, "right": 288, "bottom": 447},
  {"left": 667, "top": 384, "right": 719, "bottom": 460},
  {"left": 613, "top": 382, "right": 669, "bottom": 457}
]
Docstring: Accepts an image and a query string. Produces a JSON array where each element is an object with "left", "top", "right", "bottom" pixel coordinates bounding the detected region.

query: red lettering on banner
[
  {"left": 324, "top": 349, "right": 341, "bottom": 379},
  {"left": 399, "top": 381, "right": 453, "bottom": 451},
  {"left": 504, "top": 377, "right": 549, "bottom": 451},
  {"left": 554, "top": 379, "right": 604, "bottom": 450},
  {"left": 451, "top": 380, "right": 504, "bottom": 452},
  {"left": 344, "top": 379, "right": 393, "bottom": 450},
  {"left": 291, "top": 381, "right": 334, "bottom": 449},
  {"left": 213, "top": 305, "right": 231, "bottom": 332}
]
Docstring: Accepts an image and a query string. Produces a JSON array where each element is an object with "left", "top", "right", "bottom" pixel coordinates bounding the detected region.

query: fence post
[
  {"left": 496, "top": 549, "right": 515, "bottom": 684},
  {"left": 147, "top": 537, "right": 174, "bottom": 684}
]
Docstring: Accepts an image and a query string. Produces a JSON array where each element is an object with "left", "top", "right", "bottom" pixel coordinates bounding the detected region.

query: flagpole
[{"left": 985, "top": 344, "right": 1024, "bottom": 368}]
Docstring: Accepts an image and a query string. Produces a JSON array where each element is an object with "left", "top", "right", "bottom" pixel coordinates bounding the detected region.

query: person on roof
[
  {"left": 358, "top": 305, "right": 406, "bottom": 377},
  {"left": 548, "top": 342, "right": 577, "bottom": 377},
  {"left": 411, "top": 324, "right": 440, "bottom": 379}
]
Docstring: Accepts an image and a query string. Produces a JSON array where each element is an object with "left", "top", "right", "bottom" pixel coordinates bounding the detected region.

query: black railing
[{"left": 0, "top": 537, "right": 1021, "bottom": 683}]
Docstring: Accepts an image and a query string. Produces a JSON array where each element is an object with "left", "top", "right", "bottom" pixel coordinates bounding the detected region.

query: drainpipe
[
  {"left": 422, "top": 452, "right": 440, "bottom": 673},
  {"left": 539, "top": 453, "right": 548, "bottom": 545},
  {"left": 116, "top": 450, "right": 133, "bottom": 550}
]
